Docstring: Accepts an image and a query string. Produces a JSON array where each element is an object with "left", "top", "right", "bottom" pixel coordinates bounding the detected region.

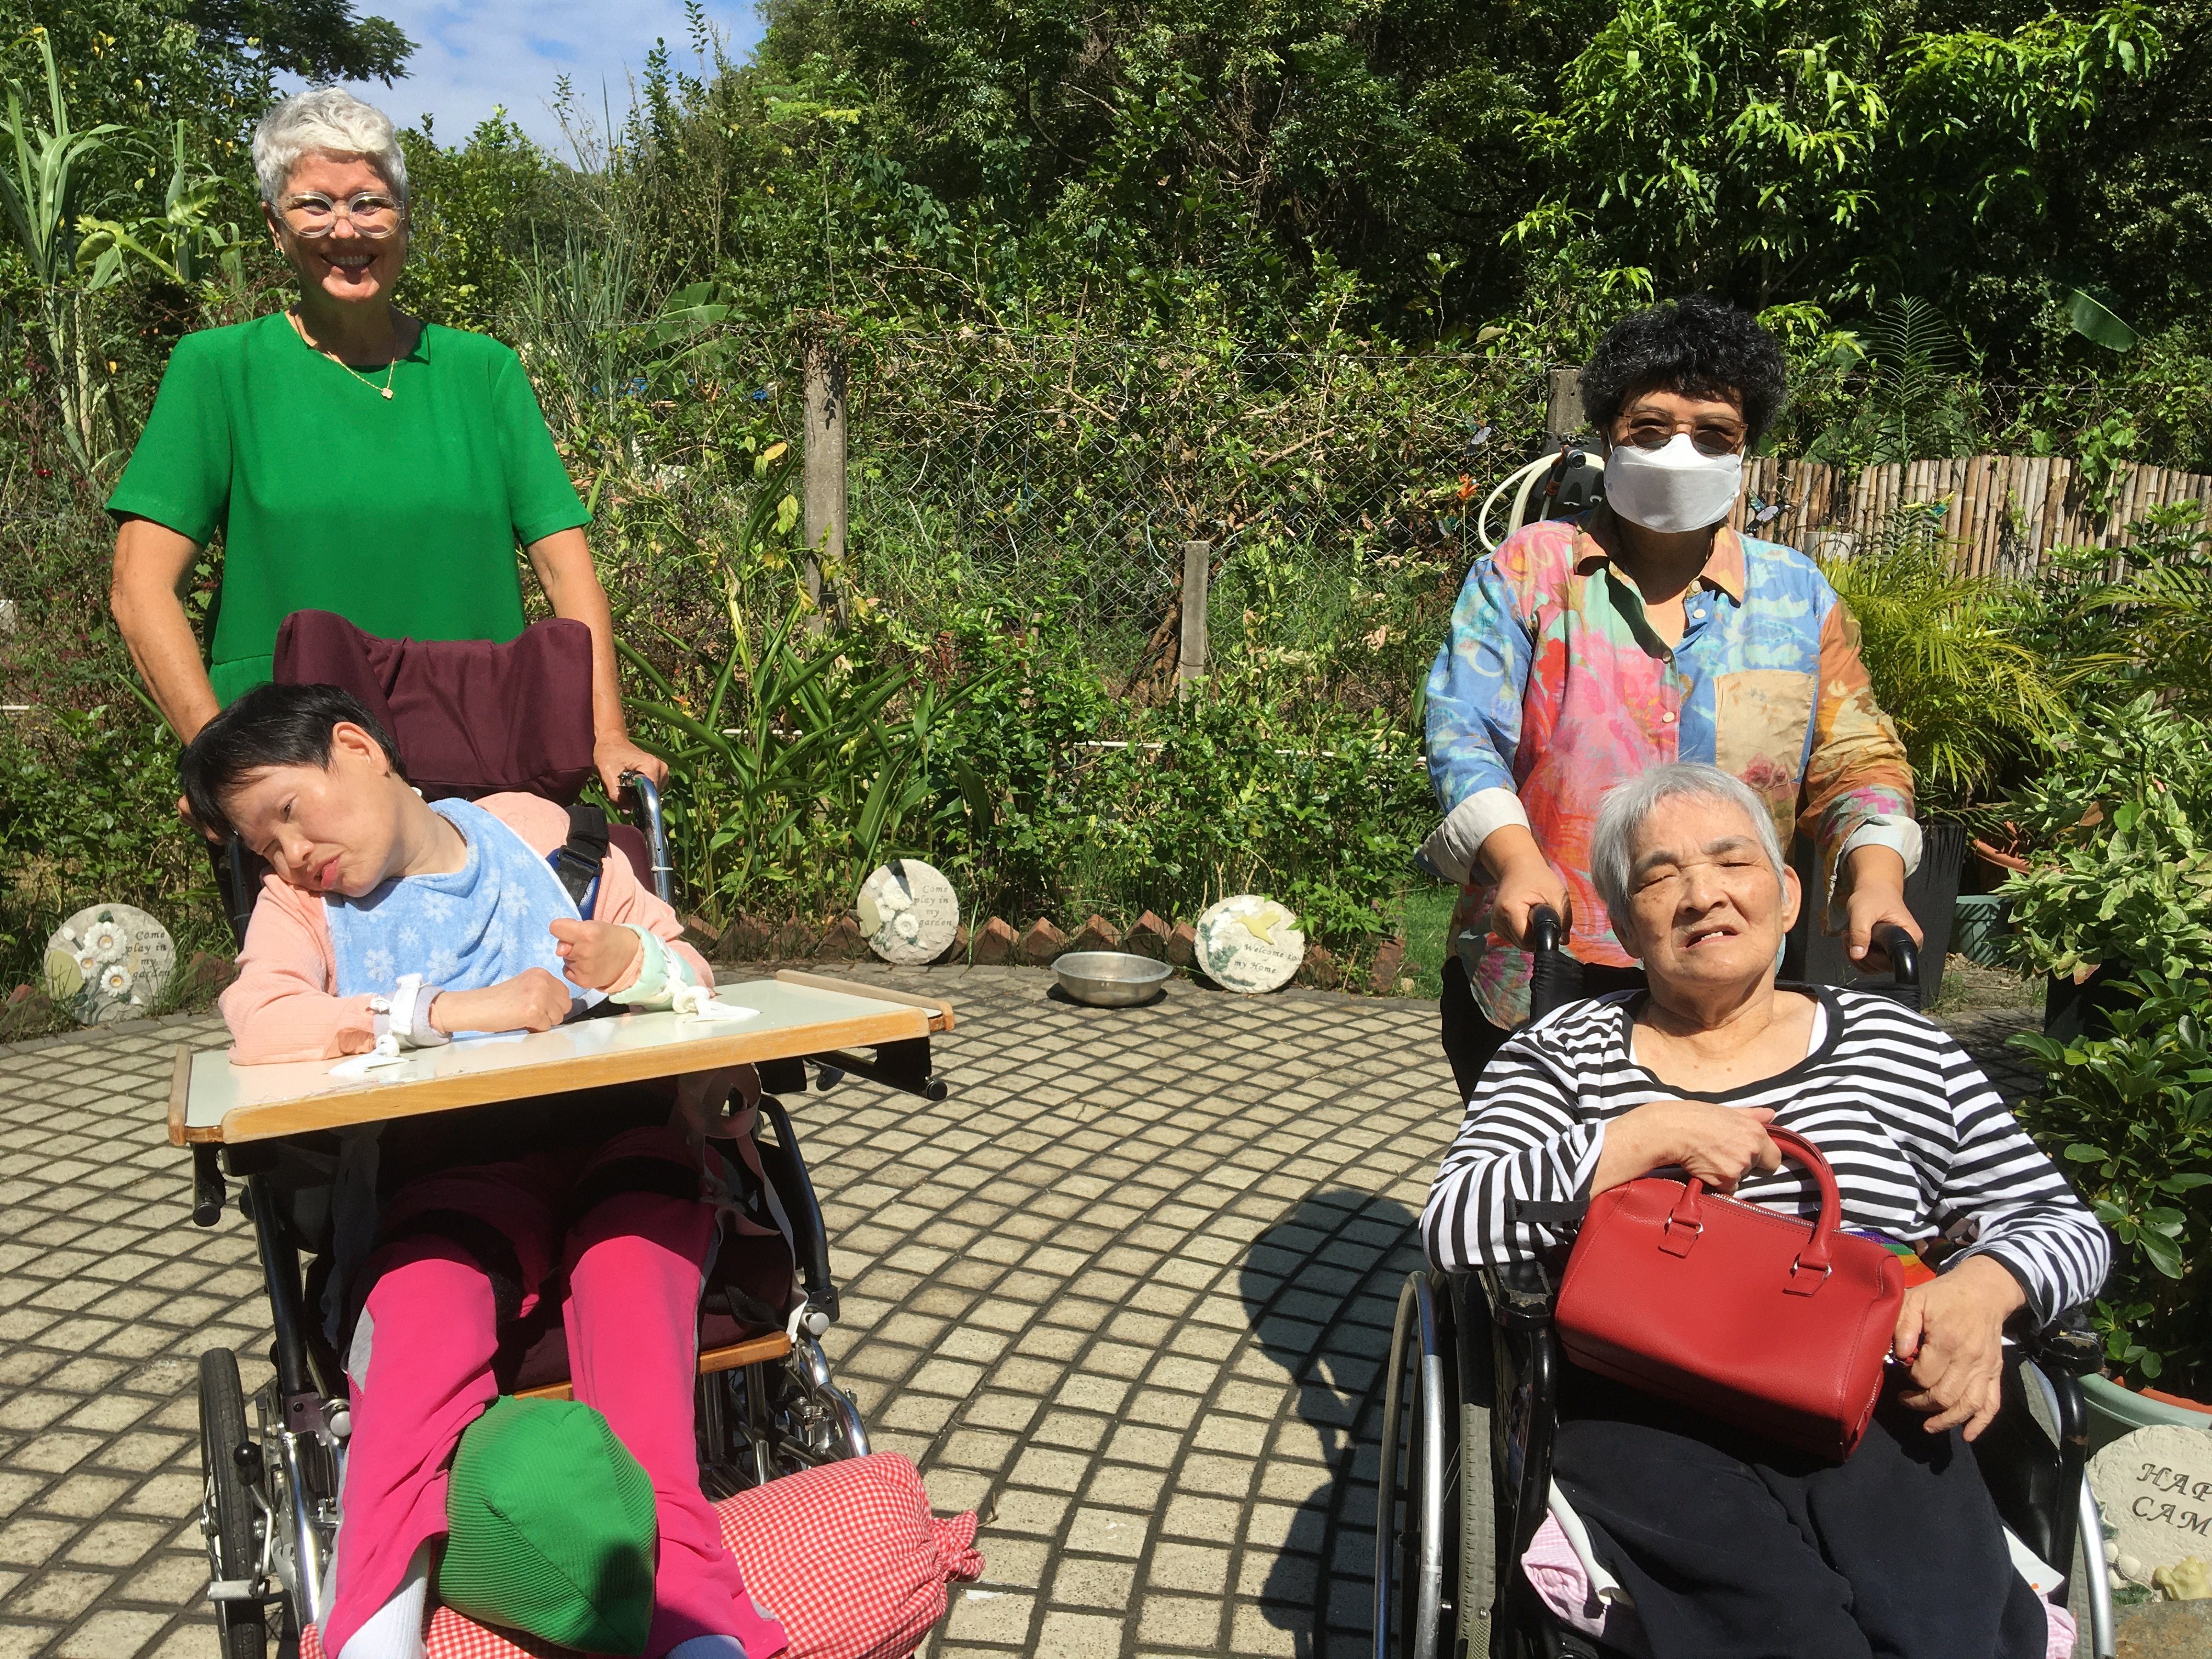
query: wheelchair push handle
[
  {"left": 1871, "top": 921, "right": 1919, "bottom": 997},
  {"left": 1526, "top": 903, "right": 1563, "bottom": 957},
  {"left": 1526, "top": 904, "right": 1575, "bottom": 1023},
  {"left": 620, "top": 769, "right": 676, "bottom": 907}
]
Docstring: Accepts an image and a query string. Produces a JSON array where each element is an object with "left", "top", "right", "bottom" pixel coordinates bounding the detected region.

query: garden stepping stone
[
  {"left": 44, "top": 904, "right": 175, "bottom": 1026},
  {"left": 856, "top": 860, "right": 961, "bottom": 964},
  {"left": 1195, "top": 895, "right": 1306, "bottom": 994},
  {"left": 2090, "top": 1423, "right": 2212, "bottom": 1592}
]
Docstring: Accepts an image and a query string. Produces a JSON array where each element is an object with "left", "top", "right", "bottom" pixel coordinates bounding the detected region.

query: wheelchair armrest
[
  {"left": 755, "top": 1093, "right": 839, "bottom": 1323},
  {"left": 2020, "top": 1305, "right": 2105, "bottom": 1379},
  {"left": 1477, "top": 1256, "right": 1561, "bottom": 1327}
]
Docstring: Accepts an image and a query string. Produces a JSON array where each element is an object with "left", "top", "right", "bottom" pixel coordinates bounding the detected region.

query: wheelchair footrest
[{"left": 515, "top": 1330, "right": 793, "bottom": 1403}]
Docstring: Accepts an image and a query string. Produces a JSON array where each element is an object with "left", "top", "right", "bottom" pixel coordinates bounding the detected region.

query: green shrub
[
  {"left": 1815, "top": 507, "right": 2062, "bottom": 823},
  {"left": 622, "top": 592, "right": 973, "bottom": 924},
  {"left": 627, "top": 577, "right": 1428, "bottom": 957},
  {"left": 935, "top": 645, "right": 1427, "bottom": 952},
  {"left": 0, "top": 703, "right": 226, "bottom": 996},
  {"left": 2015, "top": 971, "right": 2212, "bottom": 1395},
  {"left": 2000, "top": 696, "right": 2212, "bottom": 983},
  {"left": 2001, "top": 696, "right": 2212, "bottom": 1389}
]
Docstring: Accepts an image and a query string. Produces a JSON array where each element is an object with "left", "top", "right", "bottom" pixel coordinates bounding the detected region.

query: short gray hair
[
  {"left": 251, "top": 89, "right": 409, "bottom": 207},
  {"left": 1589, "top": 762, "right": 1788, "bottom": 925}
]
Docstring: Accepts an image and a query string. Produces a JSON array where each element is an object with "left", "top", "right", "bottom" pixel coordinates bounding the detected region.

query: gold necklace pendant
[
  {"left": 297, "top": 314, "right": 400, "bottom": 400},
  {"left": 341, "top": 358, "right": 396, "bottom": 400}
]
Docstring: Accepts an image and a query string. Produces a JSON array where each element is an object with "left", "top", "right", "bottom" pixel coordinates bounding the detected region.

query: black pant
[
  {"left": 1438, "top": 952, "right": 1648, "bottom": 1102},
  {"left": 1552, "top": 1366, "right": 2047, "bottom": 1659}
]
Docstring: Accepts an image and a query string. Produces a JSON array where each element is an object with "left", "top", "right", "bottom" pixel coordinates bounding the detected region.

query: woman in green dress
[{"left": 108, "top": 87, "right": 663, "bottom": 797}]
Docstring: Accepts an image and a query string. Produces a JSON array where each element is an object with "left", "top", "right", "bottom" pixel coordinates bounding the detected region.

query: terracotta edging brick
[
  {"left": 1016, "top": 917, "right": 1069, "bottom": 965},
  {"left": 1124, "top": 912, "right": 1170, "bottom": 958},
  {"left": 1068, "top": 914, "right": 1120, "bottom": 953},
  {"left": 972, "top": 917, "right": 1018, "bottom": 964}
]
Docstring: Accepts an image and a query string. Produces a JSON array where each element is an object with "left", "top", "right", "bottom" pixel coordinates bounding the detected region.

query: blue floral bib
[{"left": 324, "top": 797, "right": 596, "bottom": 1006}]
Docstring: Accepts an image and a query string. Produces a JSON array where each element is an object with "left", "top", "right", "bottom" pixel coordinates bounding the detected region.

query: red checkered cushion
[{"left": 300, "top": 1453, "right": 982, "bottom": 1659}]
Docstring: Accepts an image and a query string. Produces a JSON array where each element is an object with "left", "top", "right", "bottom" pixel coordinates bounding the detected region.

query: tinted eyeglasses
[
  {"left": 1618, "top": 416, "right": 1746, "bottom": 457},
  {"left": 278, "top": 193, "right": 404, "bottom": 240}
]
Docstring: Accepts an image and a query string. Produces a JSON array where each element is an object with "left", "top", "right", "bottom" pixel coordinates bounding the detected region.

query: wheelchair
[
  {"left": 1375, "top": 911, "right": 2117, "bottom": 1659},
  {"left": 181, "top": 616, "right": 948, "bottom": 1658}
]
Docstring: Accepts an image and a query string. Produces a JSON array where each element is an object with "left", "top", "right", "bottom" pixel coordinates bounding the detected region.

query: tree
[
  {"left": 185, "top": 0, "right": 414, "bottom": 87},
  {"left": 1511, "top": 0, "right": 2165, "bottom": 319}
]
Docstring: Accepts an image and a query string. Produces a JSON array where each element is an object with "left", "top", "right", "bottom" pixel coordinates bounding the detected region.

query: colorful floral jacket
[{"left": 1425, "top": 512, "right": 1916, "bottom": 1027}]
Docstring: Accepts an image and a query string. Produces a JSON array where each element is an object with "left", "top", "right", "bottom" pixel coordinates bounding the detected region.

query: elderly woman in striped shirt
[{"left": 1422, "top": 762, "right": 2108, "bottom": 1659}]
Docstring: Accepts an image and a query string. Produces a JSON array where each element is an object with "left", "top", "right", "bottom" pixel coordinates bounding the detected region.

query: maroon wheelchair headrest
[{"left": 271, "top": 610, "right": 596, "bottom": 804}]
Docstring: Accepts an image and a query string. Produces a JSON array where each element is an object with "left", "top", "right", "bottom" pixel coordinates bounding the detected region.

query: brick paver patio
[{"left": 0, "top": 964, "right": 2040, "bottom": 1659}]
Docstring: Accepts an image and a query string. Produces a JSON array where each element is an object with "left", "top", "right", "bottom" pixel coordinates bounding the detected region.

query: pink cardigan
[{"left": 221, "top": 792, "right": 712, "bottom": 1064}]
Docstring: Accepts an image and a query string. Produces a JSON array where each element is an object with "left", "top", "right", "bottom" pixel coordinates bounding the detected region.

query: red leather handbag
[{"left": 1553, "top": 1125, "right": 1905, "bottom": 1460}]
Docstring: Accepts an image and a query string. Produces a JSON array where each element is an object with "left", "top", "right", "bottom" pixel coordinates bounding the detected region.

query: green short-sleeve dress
[{"left": 106, "top": 312, "right": 591, "bottom": 705}]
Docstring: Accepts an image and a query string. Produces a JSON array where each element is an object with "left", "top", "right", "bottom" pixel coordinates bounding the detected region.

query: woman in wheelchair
[
  {"left": 180, "top": 682, "right": 786, "bottom": 1659},
  {"left": 1420, "top": 762, "right": 2109, "bottom": 1659}
]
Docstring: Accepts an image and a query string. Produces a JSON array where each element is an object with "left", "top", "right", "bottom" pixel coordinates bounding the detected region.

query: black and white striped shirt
[{"left": 1421, "top": 986, "right": 2110, "bottom": 1324}]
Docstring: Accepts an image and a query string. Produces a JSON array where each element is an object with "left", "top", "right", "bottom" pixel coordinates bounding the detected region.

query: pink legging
[{"left": 322, "top": 1127, "right": 788, "bottom": 1659}]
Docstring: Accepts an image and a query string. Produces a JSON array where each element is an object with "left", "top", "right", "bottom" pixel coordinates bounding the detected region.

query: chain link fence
[
  {"left": 493, "top": 309, "right": 2188, "bottom": 681},
  {"left": 842, "top": 330, "right": 1553, "bottom": 639}
]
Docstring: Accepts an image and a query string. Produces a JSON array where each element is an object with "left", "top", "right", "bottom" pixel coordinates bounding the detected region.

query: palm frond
[{"left": 1819, "top": 509, "right": 2063, "bottom": 813}]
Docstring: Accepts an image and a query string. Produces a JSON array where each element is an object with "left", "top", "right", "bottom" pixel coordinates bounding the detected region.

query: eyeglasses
[
  {"left": 1618, "top": 417, "right": 1746, "bottom": 457},
  {"left": 278, "top": 192, "right": 404, "bottom": 240}
]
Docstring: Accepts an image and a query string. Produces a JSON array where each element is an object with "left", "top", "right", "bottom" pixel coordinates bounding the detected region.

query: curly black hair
[{"left": 1578, "top": 294, "right": 1790, "bottom": 443}]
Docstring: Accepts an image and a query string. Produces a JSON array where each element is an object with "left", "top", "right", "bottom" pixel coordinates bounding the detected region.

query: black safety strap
[
  {"left": 1511, "top": 1199, "right": 1590, "bottom": 1231},
  {"left": 562, "top": 1155, "right": 698, "bottom": 1231},
  {"left": 548, "top": 803, "right": 610, "bottom": 919},
  {"left": 349, "top": 1208, "right": 528, "bottom": 1341}
]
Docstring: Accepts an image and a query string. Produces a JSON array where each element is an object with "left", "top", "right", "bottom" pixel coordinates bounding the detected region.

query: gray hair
[
  {"left": 251, "top": 89, "right": 409, "bottom": 207},
  {"left": 1589, "top": 762, "right": 1788, "bottom": 926}
]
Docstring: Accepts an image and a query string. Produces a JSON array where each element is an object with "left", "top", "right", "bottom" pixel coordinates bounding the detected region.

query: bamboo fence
[{"left": 1725, "top": 455, "right": 2212, "bottom": 574}]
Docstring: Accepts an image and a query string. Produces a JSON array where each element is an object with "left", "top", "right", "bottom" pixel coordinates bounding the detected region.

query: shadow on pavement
[{"left": 1240, "top": 1186, "right": 1429, "bottom": 1659}]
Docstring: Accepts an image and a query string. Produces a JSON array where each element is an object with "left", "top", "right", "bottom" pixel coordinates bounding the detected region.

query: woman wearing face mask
[{"left": 1421, "top": 294, "right": 1921, "bottom": 1098}]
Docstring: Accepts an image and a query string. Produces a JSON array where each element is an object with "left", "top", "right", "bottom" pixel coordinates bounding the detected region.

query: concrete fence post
[
  {"left": 802, "top": 336, "right": 848, "bottom": 630},
  {"left": 1545, "top": 366, "right": 1583, "bottom": 449},
  {"left": 1176, "top": 540, "right": 1211, "bottom": 700}
]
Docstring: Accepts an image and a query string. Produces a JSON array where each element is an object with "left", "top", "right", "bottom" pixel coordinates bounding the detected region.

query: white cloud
[{"left": 279, "top": 0, "right": 768, "bottom": 151}]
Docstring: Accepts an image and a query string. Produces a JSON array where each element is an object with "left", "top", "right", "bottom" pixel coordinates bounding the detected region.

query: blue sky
[{"left": 282, "top": 1, "right": 770, "bottom": 151}]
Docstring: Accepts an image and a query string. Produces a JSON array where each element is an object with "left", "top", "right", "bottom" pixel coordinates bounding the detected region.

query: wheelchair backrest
[
  {"left": 221, "top": 611, "right": 656, "bottom": 945},
  {"left": 273, "top": 608, "right": 596, "bottom": 805}
]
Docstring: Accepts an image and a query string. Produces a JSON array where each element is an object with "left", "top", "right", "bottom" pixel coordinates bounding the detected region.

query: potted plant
[{"left": 2010, "top": 958, "right": 2212, "bottom": 1438}]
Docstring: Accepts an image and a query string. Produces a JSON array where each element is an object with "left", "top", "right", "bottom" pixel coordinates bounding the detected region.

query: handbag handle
[{"left": 1661, "top": 1124, "right": 1841, "bottom": 1292}]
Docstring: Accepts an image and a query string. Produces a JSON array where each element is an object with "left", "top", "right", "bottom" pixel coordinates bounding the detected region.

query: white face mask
[{"left": 1602, "top": 433, "right": 1743, "bottom": 533}]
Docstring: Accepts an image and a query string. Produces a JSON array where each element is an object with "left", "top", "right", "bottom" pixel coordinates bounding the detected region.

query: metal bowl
[{"left": 1053, "top": 951, "right": 1173, "bottom": 1008}]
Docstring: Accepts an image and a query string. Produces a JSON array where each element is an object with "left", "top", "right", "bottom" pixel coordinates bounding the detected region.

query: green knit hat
[{"left": 438, "top": 1396, "right": 658, "bottom": 1656}]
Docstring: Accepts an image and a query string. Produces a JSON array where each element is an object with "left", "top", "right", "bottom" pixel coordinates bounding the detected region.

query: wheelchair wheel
[
  {"left": 697, "top": 1337, "right": 871, "bottom": 1497},
  {"left": 1451, "top": 1280, "right": 1499, "bottom": 1659},
  {"left": 199, "top": 1348, "right": 268, "bottom": 1659},
  {"left": 1374, "top": 1273, "right": 1462, "bottom": 1659}
]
